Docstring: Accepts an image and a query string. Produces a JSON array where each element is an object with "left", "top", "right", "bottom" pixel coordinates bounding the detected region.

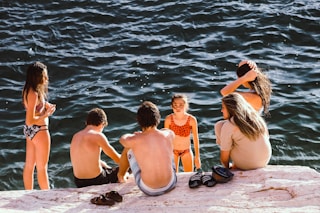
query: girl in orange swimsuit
[
  {"left": 22, "top": 62, "right": 56, "bottom": 190},
  {"left": 164, "top": 94, "right": 201, "bottom": 172}
]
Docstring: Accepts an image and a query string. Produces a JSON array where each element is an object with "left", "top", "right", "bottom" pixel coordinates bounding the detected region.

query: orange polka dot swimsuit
[{"left": 169, "top": 115, "right": 192, "bottom": 137}]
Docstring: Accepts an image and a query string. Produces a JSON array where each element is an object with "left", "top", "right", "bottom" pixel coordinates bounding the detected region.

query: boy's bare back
[
  {"left": 121, "top": 128, "right": 174, "bottom": 188},
  {"left": 70, "top": 126, "right": 110, "bottom": 179}
]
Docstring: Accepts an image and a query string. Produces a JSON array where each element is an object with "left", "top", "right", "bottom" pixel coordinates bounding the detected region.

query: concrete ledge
[{"left": 0, "top": 165, "right": 319, "bottom": 213}]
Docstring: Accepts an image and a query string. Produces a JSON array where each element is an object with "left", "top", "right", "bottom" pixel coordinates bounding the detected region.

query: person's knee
[
  {"left": 24, "top": 158, "right": 36, "bottom": 166},
  {"left": 24, "top": 163, "right": 35, "bottom": 173},
  {"left": 36, "top": 163, "right": 48, "bottom": 172}
]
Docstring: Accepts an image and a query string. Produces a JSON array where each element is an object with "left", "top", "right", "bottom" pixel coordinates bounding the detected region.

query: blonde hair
[{"left": 222, "top": 93, "right": 267, "bottom": 140}]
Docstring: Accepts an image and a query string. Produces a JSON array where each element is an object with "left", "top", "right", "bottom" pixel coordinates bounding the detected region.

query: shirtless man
[
  {"left": 117, "top": 101, "right": 177, "bottom": 196},
  {"left": 70, "top": 108, "right": 121, "bottom": 188}
]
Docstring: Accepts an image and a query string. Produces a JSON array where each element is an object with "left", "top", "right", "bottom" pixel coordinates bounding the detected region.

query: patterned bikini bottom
[{"left": 23, "top": 124, "right": 48, "bottom": 140}]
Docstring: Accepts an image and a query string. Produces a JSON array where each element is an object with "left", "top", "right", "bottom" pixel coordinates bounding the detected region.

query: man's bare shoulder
[
  {"left": 159, "top": 128, "right": 174, "bottom": 138},
  {"left": 119, "top": 132, "right": 140, "bottom": 148},
  {"left": 71, "top": 129, "right": 106, "bottom": 145},
  {"left": 73, "top": 128, "right": 103, "bottom": 137}
]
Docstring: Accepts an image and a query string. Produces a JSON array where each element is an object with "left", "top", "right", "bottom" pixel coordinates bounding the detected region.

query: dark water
[{"left": 0, "top": 1, "right": 319, "bottom": 190}]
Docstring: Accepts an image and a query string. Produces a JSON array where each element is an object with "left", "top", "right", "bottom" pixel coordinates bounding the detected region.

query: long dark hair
[{"left": 22, "top": 62, "right": 48, "bottom": 104}]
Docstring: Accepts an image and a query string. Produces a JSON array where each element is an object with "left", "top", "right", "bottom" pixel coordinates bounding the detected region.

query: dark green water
[{"left": 0, "top": 1, "right": 319, "bottom": 190}]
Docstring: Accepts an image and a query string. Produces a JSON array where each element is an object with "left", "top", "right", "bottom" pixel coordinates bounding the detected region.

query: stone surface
[{"left": 0, "top": 165, "right": 319, "bottom": 213}]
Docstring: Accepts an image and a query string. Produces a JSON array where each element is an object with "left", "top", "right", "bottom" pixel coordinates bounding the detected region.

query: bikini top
[
  {"left": 35, "top": 101, "right": 45, "bottom": 113},
  {"left": 169, "top": 115, "right": 192, "bottom": 137}
]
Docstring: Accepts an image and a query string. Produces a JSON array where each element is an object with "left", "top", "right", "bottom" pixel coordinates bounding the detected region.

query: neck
[
  {"left": 142, "top": 126, "right": 156, "bottom": 132},
  {"left": 174, "top": 112, "right": 187, "bottom": 118},
  {"left": 86, "top": 124, "right": 104, "bottom": 132}
]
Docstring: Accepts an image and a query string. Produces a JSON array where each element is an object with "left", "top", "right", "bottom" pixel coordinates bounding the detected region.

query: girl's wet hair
[
  {"left": 236, "top": 62, "right": 271, "bottom": 116},
  {"left": 236, "top": 64, "right": 251, "bottom": 78}
]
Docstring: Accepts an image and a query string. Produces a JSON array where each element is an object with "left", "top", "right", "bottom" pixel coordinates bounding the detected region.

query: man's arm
[
  {"left": 119, "top": 133, "right": 136, "bottom": 148},
  {"left": 98, "top": 134, "right": 121, "bottom": 164},
  {"left": 117, "top": 148, "right": 130, "bottom": 183}
]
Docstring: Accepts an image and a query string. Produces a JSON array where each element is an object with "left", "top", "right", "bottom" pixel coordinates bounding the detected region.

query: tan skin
[
  {"left": 164, "top": 98, "right": 201, "bottom": 172},
  {"left": 220, "top": 60, "right": 262, "bottom": 112},
  {"left": 117, "top": 127, "right": 175, "bottom": 189},
  {"left": 218, "top": 102, "right": 234, "bottom": 169},
  {"left": 219, "top": 60, "right": 263, "bottom": 169},
  {"left": 216, "top": 97, "right": 271, "bottom": 170},
  {"left": 70, "top": 123, "right": 121, "bottom": 179},
  {"left": 23, "top": 69, "right": 56, "bottom": 190}
]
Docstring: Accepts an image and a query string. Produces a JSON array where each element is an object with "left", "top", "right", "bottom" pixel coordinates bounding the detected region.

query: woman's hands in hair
[
  {"left": 246, "top": 60, "right": 257, "bottom": 70},
  {"left": 242, "top": 60, "right": 258, "bottom": 82},
  {"left": 242, "top": 69, "right": 257, "bottom": 82}
]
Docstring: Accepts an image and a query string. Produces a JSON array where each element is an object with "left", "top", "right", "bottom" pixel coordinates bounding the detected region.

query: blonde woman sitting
[{"left": 215, "top": 93, "right": 272, "bottom": 170}]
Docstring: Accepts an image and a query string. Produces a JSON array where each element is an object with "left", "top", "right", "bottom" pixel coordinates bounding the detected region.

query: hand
[
  {"left": 247, "top": 60, "right": 257, "bottom": 70},
  {"left": 117, "top": 172, "right": 129, "bottom": 183},
  {"left": 229, "top": 163, "right": 237, "bottom": 170},
  {"left": 243, "top": 69, "right": 257, "bottom": 82},
  {"left": 46, "top": 103, "right": 56, "bottom": 116},
  {"left": 194, "top": 156, "right": 201, "bottom": 170}
]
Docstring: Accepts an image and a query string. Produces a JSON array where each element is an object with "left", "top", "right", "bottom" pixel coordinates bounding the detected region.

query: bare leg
[
  {"left": 23, "top": 139, "right": 36, "bottom": 190},
  {"left": 181, "top": 151, "right": 194, "bottom": 172},
  {"left": 34, "top": 130, "right": 51, "bottom": 190},
  {"left": 173, "top": 154, "right": 180, "bottom": 173}
]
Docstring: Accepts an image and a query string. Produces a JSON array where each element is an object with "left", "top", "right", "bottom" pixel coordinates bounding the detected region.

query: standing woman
[
  {"left": 22, "top": 62, "right": 56, "bottom": 190},
  {"left": 220, "top": 60, "right": 272, "bottom": 116},
  {"left": 164, "top": 94, "right": 201, "bottom": 172},
  {"left": 215, "top": 93, "right": 272, "bottom": 170}
]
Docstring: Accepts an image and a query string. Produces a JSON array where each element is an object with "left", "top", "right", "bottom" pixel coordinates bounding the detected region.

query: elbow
[{"left": 220, "top": 89, "right": 226, "bottom": 96}]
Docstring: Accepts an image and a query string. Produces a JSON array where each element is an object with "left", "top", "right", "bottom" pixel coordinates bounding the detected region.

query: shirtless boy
[
  {"left": 70, "top": 108, "right": 121, "bottom": 188},
  {"left": 117, "top": 101, "right": 177, "bottom": 196}
]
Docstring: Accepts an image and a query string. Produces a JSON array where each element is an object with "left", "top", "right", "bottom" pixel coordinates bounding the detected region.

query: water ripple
[{"left": 0, "top": 0, "right": 319, "bottom": 190}]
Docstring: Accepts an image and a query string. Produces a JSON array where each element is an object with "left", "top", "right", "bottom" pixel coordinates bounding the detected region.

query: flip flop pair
[
  {"left": 90, "top": 190, "right": 123, "bottom": 206},
  {"left": 188, "top": 171, "right": 216, "bottom": 188}
]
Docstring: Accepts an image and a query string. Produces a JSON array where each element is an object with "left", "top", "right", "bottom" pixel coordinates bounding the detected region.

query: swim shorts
[
  {"left": 74, "top": 166, "right": 119, "bottom": 188},
  {"left": 127, "top": 149, "right": 177, "bottom": 196}
]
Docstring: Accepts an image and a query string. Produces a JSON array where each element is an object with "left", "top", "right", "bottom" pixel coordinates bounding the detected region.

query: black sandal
[
  {"left": 105, "top": 190, "right": 123, "bottom": 202},
  {"left": 188, "top": 171, "right": 202, "bottom": 188},
  {"left": 201, "top": 174, "right": 217, "bottom": 187},
  {"left": 90, "top": 194, "right": 115, "bottom": 206}
]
